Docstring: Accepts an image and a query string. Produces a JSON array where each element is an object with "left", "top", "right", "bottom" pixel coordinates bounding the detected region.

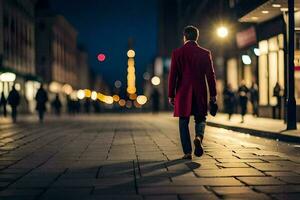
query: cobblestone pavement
[{"left": 0, "top": 113, "right": 300, "bottom": 200}]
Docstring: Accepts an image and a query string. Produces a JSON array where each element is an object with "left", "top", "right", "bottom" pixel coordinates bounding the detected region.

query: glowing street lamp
[{"left": 217, "top": 26, "right": 229, "bottom": 38}]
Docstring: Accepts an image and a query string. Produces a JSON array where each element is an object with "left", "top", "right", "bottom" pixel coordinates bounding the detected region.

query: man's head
[{"left": 183, "top": 25, "right": 199, "bottom": 43}]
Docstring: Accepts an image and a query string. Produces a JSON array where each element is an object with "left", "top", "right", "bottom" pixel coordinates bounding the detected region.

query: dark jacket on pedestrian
[
  {"left": 238, "top": 84, "right": 249, "bottom": 116},
  {"left": 223, "top": 87, "right": 235, "bottom": 115},
  {"left": 0, "top": 92, "right": 7, "bottom": 106},
  {"left": 35, "top": 88, "right": 48, "bottom": 111},
  {"left": 8, "top": 88, "right": 20, "bottom": 107}
]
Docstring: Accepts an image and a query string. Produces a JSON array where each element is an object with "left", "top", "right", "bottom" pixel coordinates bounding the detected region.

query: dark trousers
[
  {"left": 11, "top": 106, "right": 17, "bottom": 123},
  {"left": 179, "top": 115, "right": 206, "bottom": 154},
  {"left": 38, "top": 110, "right": 45, "bottom": 122}
]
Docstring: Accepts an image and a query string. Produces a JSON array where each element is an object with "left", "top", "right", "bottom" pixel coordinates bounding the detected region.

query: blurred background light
[
  {"left": 84, "top": 89, "right": 92, "bottom": 98},
  {"left": 91, "top": 91, "right": 97, "bottom": 100},
  {"left": 77, "top": 89, "right": 85, "bottom": 100},
  {"left": 119, "top": 99, "right": 126, "bottom": 107},
  {"left": 136, "top": 95, "right": 147, "bottom": 105},
  {"left": 254, "top": 48, "right": 260, "bottom": 56},
  {"left": 127, "top": 49, "right": 135, "bottom": 58},
  {"left": 97, "top": 53, "right": 106, "bottom": 62},
  {"left": 114, "top": 80, "right": 122, "bottom": 88},
  {"left": 151, "top": 76, "right": 160, "bottom": 86},
  {"left": 0, "top": 72, "right": 16, "bottom": 82},
  {"left": 217, "top": 26, "right": 229, "bottom": 38},
  {"left": 62, "top": 84, "right": 73, "bottom": 95},
  {"left": 113, "top": 94, "right": 120, "bottom": 102},
  {"left": 242, "top": 55, "right": 252, "bottom": 65}
]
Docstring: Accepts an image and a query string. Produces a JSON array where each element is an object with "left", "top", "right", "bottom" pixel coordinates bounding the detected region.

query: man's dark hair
[{"left": 183, "top": 25, "right": 199, "bottom": 41}]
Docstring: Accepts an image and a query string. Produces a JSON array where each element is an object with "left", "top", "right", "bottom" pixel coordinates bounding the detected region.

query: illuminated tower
[{"left": 126, "top": 49, "right": 136, "bottom": 95}]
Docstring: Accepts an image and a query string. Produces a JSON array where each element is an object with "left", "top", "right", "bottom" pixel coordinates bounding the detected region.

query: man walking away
[
  {"left": 0, "top": 92, "right": 7, "bottom": 117},
  {"left": 8, "top": 85, "right": 20, "bottom": 123},
  {"left": 238, "top": 80, "right": 249, "bottom": 123},
  {"left": 35, "top": 84, "right": 48, "bottom": 123},
  {"left": 168, "top": 25, "right": 217, "bottom": 159}
]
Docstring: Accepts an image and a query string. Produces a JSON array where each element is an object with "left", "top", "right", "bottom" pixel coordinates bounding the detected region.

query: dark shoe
[
  {"left": 182, "top": 154, "right": 192, "bottom": 160},
  {"left": 194, "top": 138, "right": 203, "bottom": 157}
]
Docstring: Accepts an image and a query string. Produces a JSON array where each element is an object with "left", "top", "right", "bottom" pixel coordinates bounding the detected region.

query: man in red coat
[{"left": 168, "top": 26, "right": 217, "bottom": 159}]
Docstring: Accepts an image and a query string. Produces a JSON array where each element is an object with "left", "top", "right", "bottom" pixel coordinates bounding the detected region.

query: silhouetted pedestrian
[
  {"left": 238, "top": 80, "right": 249, "bottom": 123},
  {"left": 250, "top": 82, "right": 259, "bottom": 117},
  {"left": 35, "top": 84, "right": 48, "bottom": 122},
  {"left": 52, "top": 94, "right": 62, "bottom": 116},
  {"left": 84, "top": 98, "right": 91, "bottom": 114},
  {"left": 151, "top": 88, "right": 160, "bottom": 113},
  {"left": 273, "top": 82, "right": 282, "bottom": 119},
  {"left": 223, "top": 84, "right": 235, "bottom": 120},
  {"left": 0, "top": 92, "right": 7, "bottom": 117},
  {"left": 7, "top": 85, "right": 20, "bottom": 123}
]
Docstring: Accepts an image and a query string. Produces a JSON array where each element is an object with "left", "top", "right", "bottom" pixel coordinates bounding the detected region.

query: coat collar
[{"left": 184, "top": 40, "right": 198, "bottom": 47}]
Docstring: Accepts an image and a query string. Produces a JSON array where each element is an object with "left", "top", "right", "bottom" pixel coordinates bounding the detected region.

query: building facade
[
  {"left": 0, "top": 0, "right": 38, "bottom": 112},
  {"left": 35, "top": 14, "right": 78, "bottom": 89}
]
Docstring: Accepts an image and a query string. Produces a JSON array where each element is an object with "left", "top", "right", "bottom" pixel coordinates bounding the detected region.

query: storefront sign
[{"left": 236, "top": 27, "right": 257, "bottom": 49}]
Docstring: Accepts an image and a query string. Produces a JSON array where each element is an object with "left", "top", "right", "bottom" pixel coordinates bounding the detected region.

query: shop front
[{"left": 237, "top": 0, "right": 300, "bottom": 121}]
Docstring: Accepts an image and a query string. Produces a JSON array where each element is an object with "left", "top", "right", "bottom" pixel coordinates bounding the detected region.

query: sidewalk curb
[{"left": 206, "top": 121, "right": 300, "bottom": 143}]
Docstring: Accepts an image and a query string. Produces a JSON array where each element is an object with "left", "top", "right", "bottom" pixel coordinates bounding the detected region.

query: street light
[{"left": 217, "top": 26, "right": 229, "bottom": 38}]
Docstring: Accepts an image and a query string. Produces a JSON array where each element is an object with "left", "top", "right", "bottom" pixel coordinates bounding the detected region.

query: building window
[{"left": 258, "top": 34, "right": 285, "bottom": 106}]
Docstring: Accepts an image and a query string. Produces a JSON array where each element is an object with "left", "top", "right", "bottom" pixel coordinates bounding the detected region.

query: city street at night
[
  {"left": 0, "top": 113, "right": 300, "bottom": 200},
  {"left": 0, "top": 0, "right": 300, "bottom": 199}
]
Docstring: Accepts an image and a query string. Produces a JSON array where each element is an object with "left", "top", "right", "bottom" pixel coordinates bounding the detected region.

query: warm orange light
[
  {"left": 137, "top": 95, "right": 148, "bottom": 105},
  {"left": 127, "top": 49, "right": 135, "bottom": 58},
  {"left": 129, "top": 93, "right": 137, "bottom": 100},
  {"left": 84, "top": 89, "right": 92, "bottom": 98},
  {"left": 119, "top": 99, "right": 126, "bottom": 107},
  {"left": 113, "top": 95, "right": 120, "bottom": 102}
]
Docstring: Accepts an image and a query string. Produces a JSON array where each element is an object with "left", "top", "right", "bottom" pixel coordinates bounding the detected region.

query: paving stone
[
  {"left": 276, "top": 176, "right": 300, "bottom": 184},
  {"left": 179, "top": 194, "right": 219, "bottom": 200},
  {"left": 171, "top": 177, "right": 244, "bottom": 186},
  {"left": 271, "top": 193, "right": 300, "bottom": 200},
  {"left": 139, "top": 186, "right": 210, "bottom": 195},
  {"left": 236, "top": 177, "right": 285, "bottom": 186},
  {"left": 194, "top": 168, "right": 264, "bottom": 177},
  {"left": 222, "top": 193, "right": 271, "bottom": 200},
  {"left": 210, "top": 186, "right": 256, "bottom": 195},
  {"left": 144, "top": 195, "right": 178, "bottom": 200},
  {"left": 254, "top": 185, "right": 300, "bottom": 193}
]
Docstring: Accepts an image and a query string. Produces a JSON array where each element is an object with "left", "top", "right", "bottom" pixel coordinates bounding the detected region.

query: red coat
[{"left": 168, "top": 41, "right": 217, "bottom": 117}]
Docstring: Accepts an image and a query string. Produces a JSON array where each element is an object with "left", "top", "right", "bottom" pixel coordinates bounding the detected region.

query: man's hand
[
  {"left": 168, "top": 97, "right": 175, "bottom": 106},
  {"left": 210, "top": 96, "right": 216, "bottom": 103}
]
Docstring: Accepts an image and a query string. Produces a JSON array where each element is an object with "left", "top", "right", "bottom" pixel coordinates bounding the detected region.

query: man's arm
[
  {"left": 205, "top": 52, "right": 217, "bottom": 101},
  {"left": 168, "top": 50, "right": 178, "bottom": 105}
]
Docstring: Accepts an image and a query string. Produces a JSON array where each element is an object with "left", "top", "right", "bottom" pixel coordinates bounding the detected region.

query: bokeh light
[
  {"left": 91, "top": 91, "right": 98, "bottom": 100},
  {"left": 217, "top": 26, "right": 229, "bottom": 38},
  {"left": 151, "top": 76, "right": 161, "bottom": 86},
  {"left": 97, "top": 53, "right": 106, "bottom": 62},
  {"left": 77, "top": 89, "right": 85, "bottom": 100},
  {"left": 137, "top": 95, "right": 147, "bottom": 105},
  {"left": 127, "top": 49, "right": 135, "bottom": 58}
]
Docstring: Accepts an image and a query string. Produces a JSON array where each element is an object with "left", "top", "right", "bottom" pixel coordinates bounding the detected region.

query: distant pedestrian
[
  {"left": 168, "top": 26, "right": 217, "bottom": 159},
  {"left": 0, "top": 92, "right": 7, "bottom": 117},
  {"left": 223, "top": 84, "right": 235, "bottom": 120},
  {"left": 250, "top": 82, "right": 259, "bottom": 117},
  {"left": 84, "top": 98, "right": 91, "bottom": 114},
  {"left": 273, "top": 82, "right": 282, "bottom": 119},
  {"left": 7, "top": 85, "right": 20, "bottom": 123},
  {"left": 35, "top": 84, "right": 48, "bottom": 122},
  {"left": 151, "top": 88, "right": 160, "bottom": 113},
  {"left": 238, "top": 80, "right": 249, "bottom": 123},
  {"left": 52, "top": 94, "right": 62, "bottom": 116}
]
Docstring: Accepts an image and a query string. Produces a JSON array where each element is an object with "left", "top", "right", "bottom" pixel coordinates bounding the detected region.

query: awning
[{"left": 239, "top": 0, "right": 300, "bottom": 25}]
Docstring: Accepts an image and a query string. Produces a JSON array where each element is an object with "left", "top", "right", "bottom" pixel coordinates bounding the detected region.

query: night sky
[{"left": 50, "top": 0, "right": 158, "bottom": 92}]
